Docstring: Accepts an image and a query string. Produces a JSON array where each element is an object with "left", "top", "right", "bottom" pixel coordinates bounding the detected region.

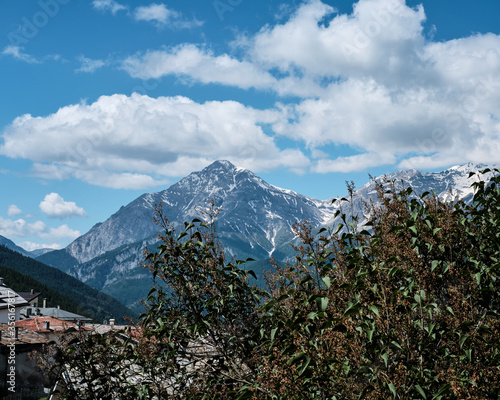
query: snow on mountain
[{"left": 62, "top": 160, "right": 336, "bottom": 264}]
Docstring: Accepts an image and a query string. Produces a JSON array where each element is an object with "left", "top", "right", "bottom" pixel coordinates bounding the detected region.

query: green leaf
[
  {"left": 431, "top": 384, "right": 451, "bottom": 400},
  {"left": 298, "top": 355, "right": 312, "bottom": 377},
  {"left": 368, "top": 305, "right": 380, "bottom": 318},
  {"left": 390, "top": 341, "right": 403, "bottom": 351},
  {"left": 381, "top": 352, "right": 389, "bottom": 368},
  {"left": 322, "top": 276, "right": 331, "bottom": 289},
  {"left": 343, "top": 301, "right": 360, "bottom": 317},
  {"left": 270, "top": 327, "right": 278, "bottom": 342},
  {"left": 246, "top": 269, "right": 257, "bottom": 280},
  {"left": 317, "top": 296, "right": 329, "bottom": 312},
  {"left": 415, "top": 384, "right": 427, "bottom": 399},
  {"left": 460, "top": 334, "right": 468, "bottom": 349},
  {"left": 388, "top": 383, "right": 396, "bottom": 398},
  {"left": 464, "top": 349, "right": 472, "bottom": 362},
  {"left": 288, "top": 352, "right": 306, "bottom": 365},
  {"left": 235, "top": 389, "right": 254, "bottom": 400}
]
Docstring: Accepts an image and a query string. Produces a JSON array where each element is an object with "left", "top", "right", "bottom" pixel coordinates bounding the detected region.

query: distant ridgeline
[{"left": 0, "top": 245, "right": 135, "bottom": 323}]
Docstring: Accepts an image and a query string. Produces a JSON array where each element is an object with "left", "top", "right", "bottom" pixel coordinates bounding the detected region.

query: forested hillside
[
  {"left": 0, "top": 245, "right": 135, "bottom": 323},
  {"left": 0, "top": 265, "right": 93, "bottom": 319}
]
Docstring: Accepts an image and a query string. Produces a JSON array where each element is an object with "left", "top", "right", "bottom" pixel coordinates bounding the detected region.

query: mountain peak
[
  {"left": 201, "top": 160, "right": 244, "bottom": 174},
  {"left": 208, "top": 160, "right": 237, "bottom": 169}
]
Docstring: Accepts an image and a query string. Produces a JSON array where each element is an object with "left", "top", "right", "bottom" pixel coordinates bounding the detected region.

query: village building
[{"left": 0, "top": 278, "right": 29, "bottom": 324}]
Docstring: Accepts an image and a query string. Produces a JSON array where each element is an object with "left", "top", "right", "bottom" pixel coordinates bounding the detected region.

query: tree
[{"left": 44, "top": 170, "right": 500, "bottom": 399}]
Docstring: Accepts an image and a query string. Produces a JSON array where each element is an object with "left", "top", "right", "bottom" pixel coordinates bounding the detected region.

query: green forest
[{"left": 46, "top": 169, "right": 500, "bottom": 399}]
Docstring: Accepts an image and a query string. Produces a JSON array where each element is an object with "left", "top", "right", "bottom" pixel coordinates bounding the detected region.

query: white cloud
[
  {"left": 92, "top": 0, "right": 127, "bottom": 14},
  {"left": 313, "top": 152, "right": 396, "bottom": 173},
  {"left": 46, "top": 224, "right": 81, "bottom": 239},
  {"left": 122, "top": 44, "right": 276, "bottom": 89},
  {"left": 133, "top": 3, "right": 203, "bottom": 29},
  {"left": 7, "top": 205, "right": 22, "bottom": 217},
  {"left": 20, "top": 241, "right": 62, "bottom": 251},
  {"left": 39, "top": 193, "right": 87, "bottom": 219},
  {"left": 0, "top": 217, "right": 80, "bottom": 241},
  {"left": 248, "top": 0, "right": 426, "bottom": 82},
  {"left": 4, "top": 0, "right": 500, "bottom": 177},
  {"left": 75, "top": 56, "right": 106, "bottom": 73},
  {"left": 0, "top": 93, "right": 309, "bottom": 189}
]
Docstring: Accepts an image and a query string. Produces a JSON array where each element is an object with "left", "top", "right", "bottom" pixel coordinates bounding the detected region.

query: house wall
[{"left": 0, "top": 308, "right": 21, "bottom": 324}]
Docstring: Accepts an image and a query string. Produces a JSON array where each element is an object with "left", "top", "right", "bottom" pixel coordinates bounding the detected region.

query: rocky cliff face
[{"left": 64, "top": 160, "right": 337, "bottom": 263}]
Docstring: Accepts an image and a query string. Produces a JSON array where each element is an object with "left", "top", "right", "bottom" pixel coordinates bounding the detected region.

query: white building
[{"left": 0, "top": 277, "right": 29, "bottom": 323}]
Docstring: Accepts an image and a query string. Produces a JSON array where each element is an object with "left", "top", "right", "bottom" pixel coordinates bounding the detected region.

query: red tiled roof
[
  {"left": 15, "top": 316, "right": 91, "bottom": 333},
  {"left": 0, "top": 323, "right": 49, "bottom": 345}
]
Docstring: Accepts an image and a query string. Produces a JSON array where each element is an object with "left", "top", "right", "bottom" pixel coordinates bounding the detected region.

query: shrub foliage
[{"left": 47, "top": 170, "right": 500, "bottom": 399}]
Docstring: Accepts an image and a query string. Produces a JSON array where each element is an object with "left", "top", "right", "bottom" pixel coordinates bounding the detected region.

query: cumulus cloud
[
  {"left": 4, "top": 0, "right": 500, "bottom": 178},
  {"left": 248, "top": 0, "right": 500, "bottom": 171},
  {"left": 133, "top": 3, "right": 202, "bottom": 29},
  {"left": 0, "top": 93, "right": 309, "bottom": 189},
  {"left": 39, "top": 193, "right": 87, "bottom": 219},
  {"left": 7, "top": 205, "right": 22, "bottom": 217},
  {"left": 0, "top": 217, "right": 80, "bottom": 241}
]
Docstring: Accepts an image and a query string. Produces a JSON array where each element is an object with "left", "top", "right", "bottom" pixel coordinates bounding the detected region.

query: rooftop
[
  {"left": 16, "top": 316, "right": 91, "bottom": 333},
  {"left": 17, "top": 290, "right": 41, "bottom": 303},
  {"left": 0, "top": 279, "right": 29, "bottom": 309},
  {"left": 21, "top": 306, "right": 93, "bottom": 322},
  {"left": 0, "top": 323, "right": 49, "bottom": 346}
]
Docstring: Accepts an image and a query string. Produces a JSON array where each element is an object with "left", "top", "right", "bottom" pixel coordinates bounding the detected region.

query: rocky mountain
[
  {"left": 37, "top": 161, "right": 497, "bottom": 313},
  {"left": 41, "top": 160, "right": 336, "bottom": 266}
]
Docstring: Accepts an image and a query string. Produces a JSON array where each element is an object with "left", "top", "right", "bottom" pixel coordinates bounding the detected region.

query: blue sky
[{"left": 1, "top": 0, "right": 500, "bottom": 251}]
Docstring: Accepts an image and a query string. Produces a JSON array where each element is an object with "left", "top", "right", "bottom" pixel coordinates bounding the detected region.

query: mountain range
[{"left": 9, "top": 161, "right": 498, "bottom": 313}]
